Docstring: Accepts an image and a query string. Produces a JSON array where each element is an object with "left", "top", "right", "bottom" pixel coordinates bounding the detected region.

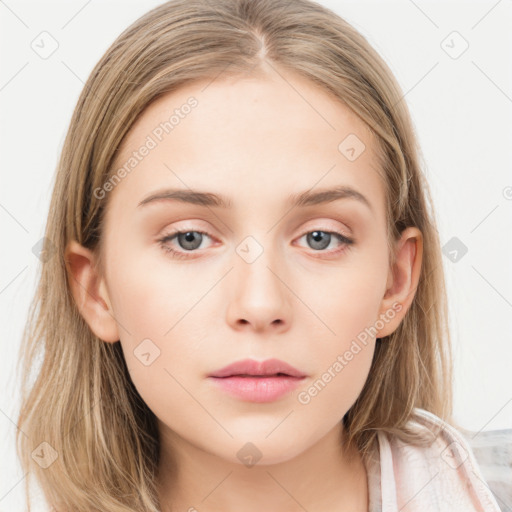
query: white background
[{"left": 1, "top": 0, "right": 511, "bottom": 509}]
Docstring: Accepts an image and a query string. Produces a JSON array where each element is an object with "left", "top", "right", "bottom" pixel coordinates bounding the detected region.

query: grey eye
[
  {"left": 306, "top": 231, "right": 332, "bottom": 250},
  {"left": 176, "top": 231, "right": 204, "bottom": 251}
]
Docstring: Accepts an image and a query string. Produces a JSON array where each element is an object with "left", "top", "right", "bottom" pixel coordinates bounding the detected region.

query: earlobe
[
  {"left": 64, "top": 240, "right": 120, "bottom": 343},
  {"left": 376, "top": 227, "right": 423, "bottom": 338}
]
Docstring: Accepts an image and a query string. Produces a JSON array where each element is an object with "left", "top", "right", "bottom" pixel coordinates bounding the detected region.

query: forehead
[{"left": 108, "top": 68, "right": 386, "bottom": 217}]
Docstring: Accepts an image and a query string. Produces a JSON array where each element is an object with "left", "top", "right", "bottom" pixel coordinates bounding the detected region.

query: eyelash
[{"left": 157, "top": 228, "right": 354, "bottom": 260}]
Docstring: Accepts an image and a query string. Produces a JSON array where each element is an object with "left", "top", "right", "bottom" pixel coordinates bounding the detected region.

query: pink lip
[
  {"left": 209, "top": 375, "right": 304, "bottom": 402},
  {"left": 208, "top": 358, "right": 306, "bottom": 378},
  {"left": 207, "top": 358, "right": 306, "bottom": 403}
]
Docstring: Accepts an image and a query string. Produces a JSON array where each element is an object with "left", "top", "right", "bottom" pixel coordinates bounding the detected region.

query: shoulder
[{"left": 376, "top": 407, "right": 502, "bottom": 512}]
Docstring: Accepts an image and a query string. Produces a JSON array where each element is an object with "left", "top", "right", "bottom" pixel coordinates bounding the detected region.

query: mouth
[
  {"left": 208, "top": 358, "right": 306, "bottom": 379},
  {"left": 207, "top": 359, "right": 307, "bottom": 403}
]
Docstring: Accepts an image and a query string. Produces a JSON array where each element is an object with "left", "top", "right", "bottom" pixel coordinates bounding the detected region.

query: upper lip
[{"left": 208, "top": 358, "right": 306, "bottom": 378}]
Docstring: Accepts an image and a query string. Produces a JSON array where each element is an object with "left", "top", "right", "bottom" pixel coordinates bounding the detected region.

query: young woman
[{"left": 17, "top": 0, "right": 501, "bottom": 510}]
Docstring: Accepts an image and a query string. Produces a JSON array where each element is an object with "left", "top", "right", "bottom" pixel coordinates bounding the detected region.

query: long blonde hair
[{"left": 17, "top": 0, "right": 453, "bottom": 510}]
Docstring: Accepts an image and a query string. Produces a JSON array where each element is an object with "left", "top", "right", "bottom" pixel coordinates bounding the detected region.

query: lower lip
[{"left": 208, "top": 375, "right": 305, "bottom": 402}]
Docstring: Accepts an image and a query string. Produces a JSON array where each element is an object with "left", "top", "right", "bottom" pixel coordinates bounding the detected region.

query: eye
[
  {"left": 296, "top": 229, "right": 354, "bottom": 256},
  {"left": 157, "top": 229, "right": 214, "bottom": 260}
]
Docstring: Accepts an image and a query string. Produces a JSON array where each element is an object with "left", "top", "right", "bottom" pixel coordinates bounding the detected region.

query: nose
[{"left": 225, "top": 243, "right": 292, "bottom": 334}]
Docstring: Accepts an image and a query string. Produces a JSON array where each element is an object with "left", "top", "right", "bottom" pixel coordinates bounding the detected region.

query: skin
[{"left": 66, "top": 61, "right": 422, "bottom": 512}]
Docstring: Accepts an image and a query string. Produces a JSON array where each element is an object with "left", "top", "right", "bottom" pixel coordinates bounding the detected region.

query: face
[{"left": 88, "top": 66, "right": 401, "bottom": 466}]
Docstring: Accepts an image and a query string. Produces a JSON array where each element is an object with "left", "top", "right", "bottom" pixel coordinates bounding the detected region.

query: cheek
[
  {"left": 105, "top": 246, "right": 210, "bottom": 410},
  {"left": 107, "top": 242, "right": 195, "bottom": 339},
  {"left": 291, "top": 248, "right": 387, "bottom": 405},
  {"left": 289, "top": 278, "right": 381, "bottom": 430},
  {"left": 300, "top": 253, "right": 388, "bottom": 345}
]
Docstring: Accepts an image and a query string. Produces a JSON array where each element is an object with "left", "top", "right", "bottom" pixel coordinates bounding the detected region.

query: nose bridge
[
  {"left": 225, "top": 228, "right": 292, "bottom": 330},
  {"left": 234, "top": 231, "right": 283, "bottom": 294}
]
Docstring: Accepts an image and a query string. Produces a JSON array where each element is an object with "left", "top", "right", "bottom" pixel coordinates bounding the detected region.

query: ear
[
  {"left": 375, "top": 227, "right": 423, "bottom": 338},
  {"left": 64, "top": 240, "right": 119, "bottom": 343}
]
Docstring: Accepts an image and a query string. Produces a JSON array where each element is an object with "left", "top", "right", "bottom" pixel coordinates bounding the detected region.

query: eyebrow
[{"left": 137, "top": 185, "right": 373, "bottom": 212}]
